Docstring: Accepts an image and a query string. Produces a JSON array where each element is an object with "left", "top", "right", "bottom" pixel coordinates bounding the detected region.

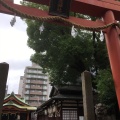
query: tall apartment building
[{"left": 18, "top": 62, "right": 50, "bottom": 107}]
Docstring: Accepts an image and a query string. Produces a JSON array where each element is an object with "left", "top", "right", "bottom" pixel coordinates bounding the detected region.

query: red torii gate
[{"left": 1, "top": 0, "right": 120, "bottom": 109}]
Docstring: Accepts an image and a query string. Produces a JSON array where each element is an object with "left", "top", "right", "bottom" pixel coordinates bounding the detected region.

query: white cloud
[
  {"left": 0, "top": 26, "right": 33, "bottom": 61},
  {"left": 0, "top": 2, "right": 35, "bottom": 94}
]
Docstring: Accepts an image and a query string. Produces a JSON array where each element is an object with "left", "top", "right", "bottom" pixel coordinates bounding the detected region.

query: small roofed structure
[
  {"left": 1, "top": 92, "right": 37, "bottom": 120},
  {"left": 36, "top": 85, "right": 84, "bottom": 120}
]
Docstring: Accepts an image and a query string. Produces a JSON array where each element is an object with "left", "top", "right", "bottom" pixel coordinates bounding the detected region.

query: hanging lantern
[{"left": 49, "top": 0, "right": 72, "bottom": 18}]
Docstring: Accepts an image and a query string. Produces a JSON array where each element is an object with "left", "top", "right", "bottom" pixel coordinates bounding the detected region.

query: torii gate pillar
[{"left": 104, "top": 10, "right": 120, "bottom": 107}]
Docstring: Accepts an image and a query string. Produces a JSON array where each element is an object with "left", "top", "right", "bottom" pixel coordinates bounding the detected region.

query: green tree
[
  {"left": 26, "top": 20, "right": 94, "bottom": 84},
  {"left": 22, "top": 1, "right": 118, "bottom": 115},
  {"left": 95, "top": 69, "right": 118, "bottom": 113}
]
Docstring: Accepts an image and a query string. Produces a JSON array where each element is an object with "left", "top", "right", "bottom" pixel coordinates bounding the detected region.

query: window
[
  {"left": 43, "top": 81, "right": 47, "bottom": 84},
  {"left": 26, "top": 80, "right": 30, "bottom": 83},
  {"left": 25, "top": 85, "right": 30, "bottom": 88},
  {"left": 43, "top": 96, "right": 46, "bottom": 101},
  {"left": 25, "top": 90, "right": 29, "bottom": 94},
  {"left": 37, "top": 70, "right": 42, "bottom": 74},
  {"left": 43, "top": 85, "right": 47, "bottom": 89},
  {"left": 25, "top": 96, "right": 29, "bottom": 100},
  {"left": 62, "top": 110, "right": 77, "bottom": 120},
  {"left": 43, "top": 91, "right": 47, "bottom": 95},
  {"left": 79, "top": 116, "right": 84, "bottom": 120}
]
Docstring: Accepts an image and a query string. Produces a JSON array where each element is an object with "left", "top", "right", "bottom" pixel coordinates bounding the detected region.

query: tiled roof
[{"left": 3, "top": 100, "right": 37, "bottom": 111}]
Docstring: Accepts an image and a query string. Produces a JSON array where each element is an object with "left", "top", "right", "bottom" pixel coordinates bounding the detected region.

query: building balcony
[
  {"left": 30, "top": 81, "right": 44, "bottom": 84},
  {"left": 30, "top": 86, "right": 43, "bottom": 89},
  {"left": 25, "top": 86, "right": 30, "bottom": 88},
  {"left": 25, "top": 92, "right": 30, "bottom": 94},
  {"left": 30, "top": 91, "right": 43, "bottom": 95},
  {"left": 29, "top": 102, "right": 41, "bottom": 107},
  {"left": 29, "top": 97, "right": 43, "bottom": 101}
]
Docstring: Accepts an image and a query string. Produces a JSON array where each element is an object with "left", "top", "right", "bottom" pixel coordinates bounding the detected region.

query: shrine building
[{"left": 1, "top": 92, "right": 37, "bottom": 120}]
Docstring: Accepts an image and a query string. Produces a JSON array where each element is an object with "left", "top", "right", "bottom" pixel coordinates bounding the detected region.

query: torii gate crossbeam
[
  {"left": 27, "top": 0, "right": 120, "bottom": 21},
  {"left": 1, "top": 0, "right": 120, "bottom": 109}
]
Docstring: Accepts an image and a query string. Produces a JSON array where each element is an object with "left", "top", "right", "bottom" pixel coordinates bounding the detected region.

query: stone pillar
[
  {"left": 81, "top": 71, "right": 95, "bottom": 120},
  {"left": 0, "top": 63, "right": 9, "bottom": 120}
]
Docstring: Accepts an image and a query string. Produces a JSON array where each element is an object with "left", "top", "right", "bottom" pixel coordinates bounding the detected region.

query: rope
[{"left": 0, "top": 0, "right": 120, "bottom": 31}]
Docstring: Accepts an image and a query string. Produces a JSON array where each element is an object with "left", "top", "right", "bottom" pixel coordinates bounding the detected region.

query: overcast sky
[{"left": 0, "top": 0, "right": 34, "bottom": 94}]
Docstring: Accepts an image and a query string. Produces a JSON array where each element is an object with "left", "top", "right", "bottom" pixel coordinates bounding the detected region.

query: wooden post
[
  {"left": 0, "top": 62, "right": 9, "bottom": 120},
  {"left": 104, "top": 10, "right": 120, "bottom": 109},
  {"left": 27, "top": 112, "right": 29, "bottom": 120},
  {"left": 81, "top": 71, "right": 95, "bottom": 120}
]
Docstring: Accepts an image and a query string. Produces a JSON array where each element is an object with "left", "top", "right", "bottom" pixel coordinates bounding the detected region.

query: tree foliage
[
  {"left": 95, "top": 69, "right": 118, "bottom": 113},
  {"left": 22, "top": 1, "right": 118, "bottom": 114},
  {"left": 26, "top": 20, "right": 94, "bottom": 84}
]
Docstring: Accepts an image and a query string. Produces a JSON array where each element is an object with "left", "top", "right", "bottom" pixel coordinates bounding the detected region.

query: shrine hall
[{"left": 1, "top": 92, "right": 37, "bottom": 120}]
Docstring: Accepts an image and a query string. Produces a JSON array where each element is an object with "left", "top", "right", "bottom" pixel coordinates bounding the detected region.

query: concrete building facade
[
  {"left": 5, "top": 85, "right": 8, "bottom": 97},
  {"left": 18, "top": 62, "right": 50, "bottom": 107},
  {"left": 18, "top": 76, "right": 24, "bottom": 97}
]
